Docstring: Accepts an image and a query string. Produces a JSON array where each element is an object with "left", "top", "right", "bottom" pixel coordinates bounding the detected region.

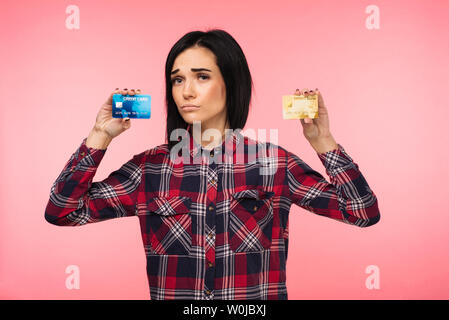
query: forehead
[{"left": 172, "top": 47, "right": 217, "bottom": 71}]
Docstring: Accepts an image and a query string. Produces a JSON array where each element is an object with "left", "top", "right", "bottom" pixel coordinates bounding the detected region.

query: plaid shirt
[{"left": 45, "top": 130, "right": 380, "bottom": 300}]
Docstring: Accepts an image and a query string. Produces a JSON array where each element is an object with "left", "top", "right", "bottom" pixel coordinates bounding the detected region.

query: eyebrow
[{"left": 171, "top": 68, "right": 212, "bottom": 75}]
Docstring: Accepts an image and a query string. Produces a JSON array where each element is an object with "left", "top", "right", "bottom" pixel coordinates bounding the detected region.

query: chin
[{"left": 182, "top": 114, "right": 204, "bottom": 125}]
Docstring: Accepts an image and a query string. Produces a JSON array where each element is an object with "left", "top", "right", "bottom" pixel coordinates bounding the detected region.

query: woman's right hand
[
  {"left": 93, "top": 87, "right": 141, "bottom": 139},
  {"left": 86, "top": 88, "right": 141, "bottom": 149}
]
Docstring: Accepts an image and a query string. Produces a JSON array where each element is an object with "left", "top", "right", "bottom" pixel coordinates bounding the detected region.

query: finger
[
  {"left": 316, "top": 89, "right": 326, "bottom": 110},
  {"left": 135, "top": 88, "right": 142, "bottom": 94},
  {"left": 302, "top": 88, "right": 309, "bottom": 96},
  {"left": 121, "top": 88, "right": 128, "bottom": 95},
  {"left": 122, "top": 117, "right": 131, "bottom": 129},
  {"left": 294, "top": 88, "right": 300, "bottom": 95},
  {"left": 300, "top": 117, "right": 313, "bottom": 126},
  {"left": 112, "top": 88, "right": 121, "bottom": 97},
  {"left": 129, "top": 88, "right": 136, "bottom": 96}
]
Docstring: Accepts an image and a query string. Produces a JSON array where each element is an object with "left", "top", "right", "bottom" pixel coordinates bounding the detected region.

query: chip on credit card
[{"left": 112, "top": 94, "right": 151, "bottom": 119}]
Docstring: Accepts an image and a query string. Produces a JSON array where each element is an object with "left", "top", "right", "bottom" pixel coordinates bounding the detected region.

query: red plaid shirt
[{"left": 45, "top": 130, "right": 380, "bottom": 299}]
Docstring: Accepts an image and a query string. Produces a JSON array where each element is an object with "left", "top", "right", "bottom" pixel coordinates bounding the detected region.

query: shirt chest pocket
[
  {"left": 145, "top": 196, "right": 193, "bottom": 255},
  {"left": 228, "top": 189, "right": 275, "bottom": 253}
]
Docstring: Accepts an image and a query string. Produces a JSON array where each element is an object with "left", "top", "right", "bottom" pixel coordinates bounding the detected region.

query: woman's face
[{"left": 171, "top": 46, "right": 228, "bottom": 133}]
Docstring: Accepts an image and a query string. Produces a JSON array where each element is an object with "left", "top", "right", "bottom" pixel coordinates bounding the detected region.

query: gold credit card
[{"left": 282, "top": 94, "right": 318, "bottom": 119}]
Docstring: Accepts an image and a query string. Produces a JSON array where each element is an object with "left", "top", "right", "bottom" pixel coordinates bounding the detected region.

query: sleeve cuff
[
  {"left": 317, "top": 143, "right": 354, "bottom": 172},
  {"left": 78, "top": 137, "right": 107, "bottom": 166}
]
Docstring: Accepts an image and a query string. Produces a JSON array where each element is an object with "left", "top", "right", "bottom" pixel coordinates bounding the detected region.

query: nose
[{"left": 182, "top": 79, "right": 196, "bottom": 99}]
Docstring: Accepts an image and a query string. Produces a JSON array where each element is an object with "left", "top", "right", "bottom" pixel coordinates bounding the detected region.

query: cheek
[
  {"left": 172, "top": 87, "right": 179, "bottom": 101},
  {"left": 206, "top": 82, "right": 226, "bottom": 106}
]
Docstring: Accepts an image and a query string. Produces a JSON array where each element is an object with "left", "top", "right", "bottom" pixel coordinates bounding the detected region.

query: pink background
[{"left": 1, "top": 0, "right": 448, "bottom": 299}]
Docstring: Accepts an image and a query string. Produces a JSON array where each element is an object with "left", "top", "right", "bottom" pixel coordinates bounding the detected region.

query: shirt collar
[{"left": 188, "top": 129, "right": 243, "bottom": 159}]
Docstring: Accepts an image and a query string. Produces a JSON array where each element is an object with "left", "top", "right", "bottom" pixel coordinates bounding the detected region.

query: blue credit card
[{"left": 112, "top": 94, "right": 151, "bottom": 119}]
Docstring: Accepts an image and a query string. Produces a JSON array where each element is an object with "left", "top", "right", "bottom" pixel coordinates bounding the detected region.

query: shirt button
[
  {"left": 80, "top": 152, "right": 85, "bottom": 156},
  {"left": 205, "top": 290, "right": 212, "bottom": 295},
  {"left": 210, "top": 150, "right": 214, "bottom": 157},
  {"left": 208, "top": 233, "right": 214, "bottom": 240},
  {"left": 253, "top": 205, "right": 258, "bottom": 211},
  {"left": 207, "top": 261, "right": 213, "bottom": 268},
  {"left": 208, "top": 205, "right": 214, "bottom": 211}
]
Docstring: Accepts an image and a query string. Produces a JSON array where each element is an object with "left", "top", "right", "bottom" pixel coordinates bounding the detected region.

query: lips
[{"left": 181, "top": 104, "right": 200, "bottom": 111}]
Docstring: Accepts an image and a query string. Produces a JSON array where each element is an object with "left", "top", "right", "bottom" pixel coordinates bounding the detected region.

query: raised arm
[
  {"left": 44, "top": 137, "right": 145, "bottom": 226},
  {"left": 286, "top": 145, "right": 380, "bottom": 227},
  {"left": 44, "top": 87, "right": 144, "bottom": 226}
]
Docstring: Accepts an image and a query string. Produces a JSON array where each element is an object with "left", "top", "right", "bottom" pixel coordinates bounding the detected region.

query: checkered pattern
[{"left": 45, "top": 130, "right": 380, "bottom": 299}]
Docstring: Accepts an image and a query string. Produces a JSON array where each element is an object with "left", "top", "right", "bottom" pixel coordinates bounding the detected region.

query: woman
[{"left": 45, "top": 29, "right": 380, "bottom": 300}]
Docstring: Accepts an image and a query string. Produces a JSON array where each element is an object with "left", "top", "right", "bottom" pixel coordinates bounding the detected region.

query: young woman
[{"left": 45, "top": 29, "right": 380, "bottom": 300}]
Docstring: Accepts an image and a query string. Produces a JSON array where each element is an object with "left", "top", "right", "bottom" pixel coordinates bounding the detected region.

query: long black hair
[{"left": 164, "top": 29, "right": 254, "bottom": 150}]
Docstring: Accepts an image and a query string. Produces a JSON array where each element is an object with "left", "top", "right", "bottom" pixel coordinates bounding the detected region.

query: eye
[
  {"left": 171, "top": 74, "right": 210, "bottom": 85},
  {"left": 198, "top": 74, "right": 209, "bottom": 80}
]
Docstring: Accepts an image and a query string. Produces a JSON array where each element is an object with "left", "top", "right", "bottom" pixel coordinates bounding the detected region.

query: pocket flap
[
  {"left": 147, "top": 196, "right": 192, "bottom": 216},
  {"left": 232, "top": 189, "right": 274, "bottom": 200}
]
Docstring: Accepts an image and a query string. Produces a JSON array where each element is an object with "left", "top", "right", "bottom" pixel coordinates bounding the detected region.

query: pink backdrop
[{"left": 1, "top": 0, "right": 448, "bottom": 299}]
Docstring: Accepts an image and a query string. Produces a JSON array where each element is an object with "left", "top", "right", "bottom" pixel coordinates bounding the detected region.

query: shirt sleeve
[
  {"left": 286, "top": 143, "right": 380, "bottom": 227},
  {"left": 44, "top": 137, "right": 144, "bottom": 226}
]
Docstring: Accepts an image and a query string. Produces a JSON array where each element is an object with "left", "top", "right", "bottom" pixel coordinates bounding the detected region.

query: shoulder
[
  {"left": 141, "top": 143, "right": 171, "bottom": 163},
  {"left": 145, "top": 143, "right": 170, "bottom": 156},
  {"left": 119, "top": 143, "right": 169, "bottom": 169},
  {"left": 242, "top": 134, "right": 290, "bottom": 159}
]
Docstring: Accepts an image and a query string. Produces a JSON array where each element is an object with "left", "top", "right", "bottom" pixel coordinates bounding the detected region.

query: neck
[{"left": 191, "top": 121, "right": 230, "bottom": 149}]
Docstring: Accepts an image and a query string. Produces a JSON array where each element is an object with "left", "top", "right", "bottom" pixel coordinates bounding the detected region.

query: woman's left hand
[
  {"left": 295, "top": 88, "right": 338, "bottom": 153},
  {"left": 295, "top": 88, "right": 330, "bottom": 140}
]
